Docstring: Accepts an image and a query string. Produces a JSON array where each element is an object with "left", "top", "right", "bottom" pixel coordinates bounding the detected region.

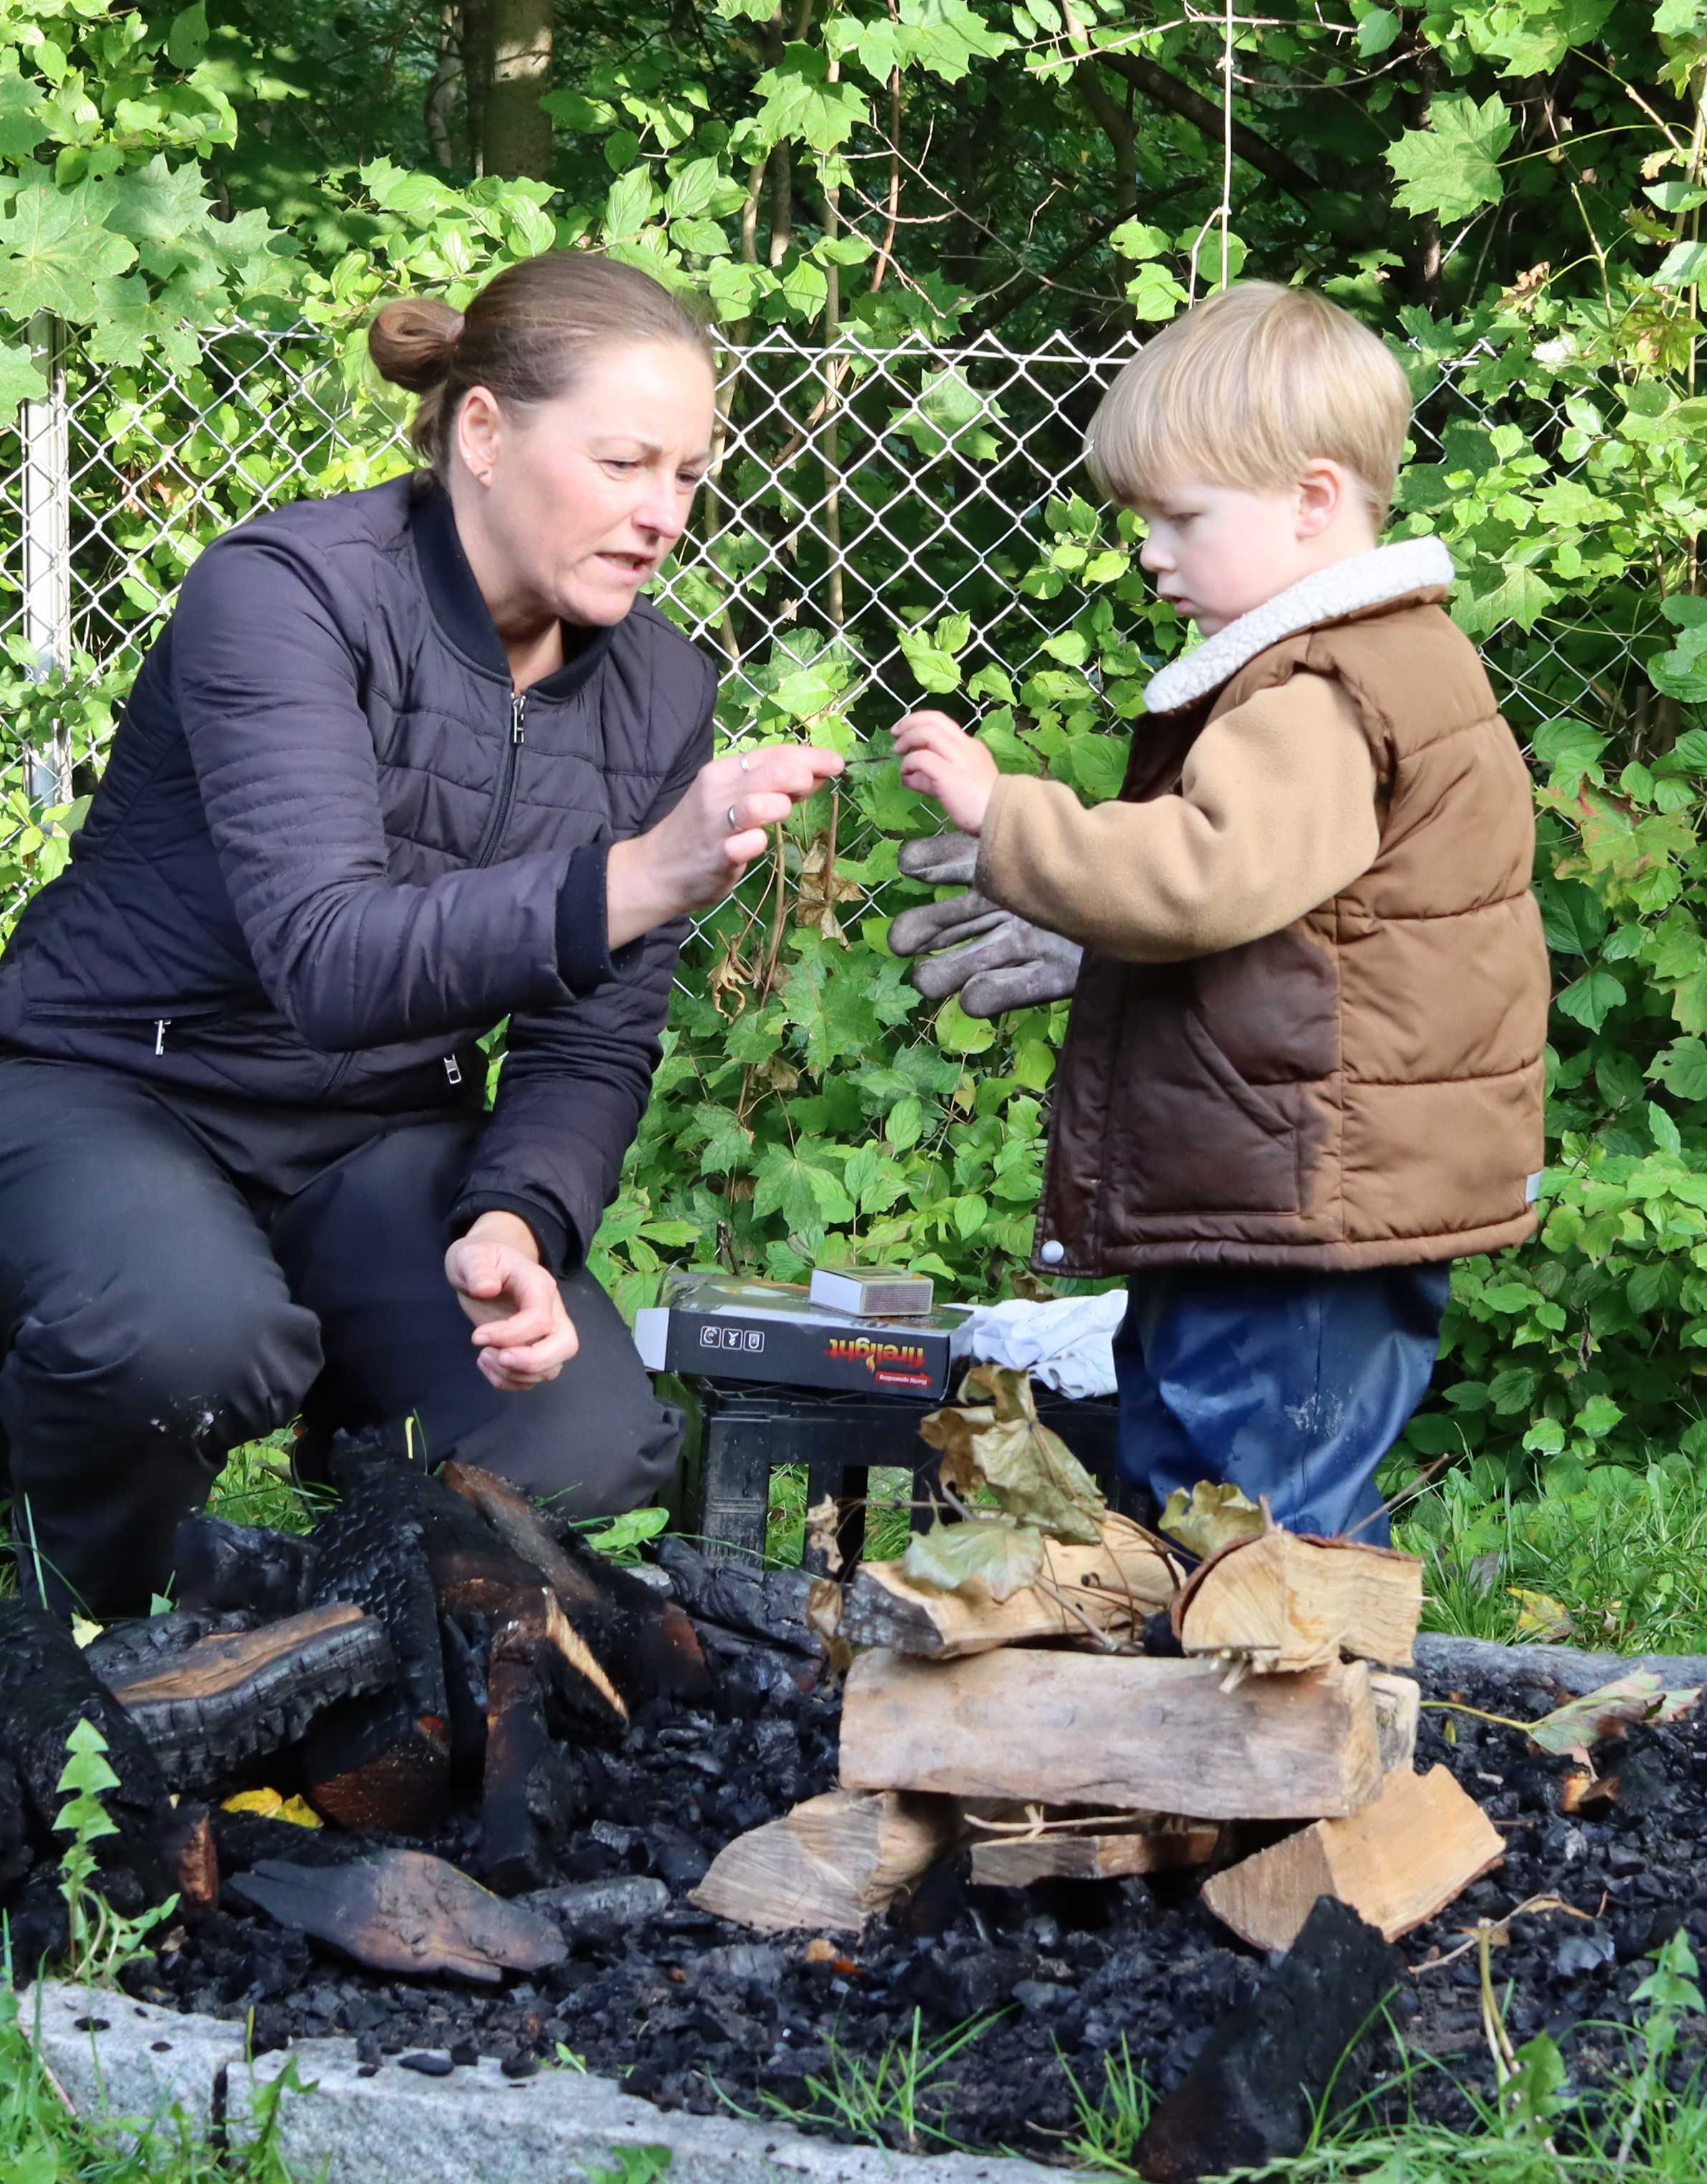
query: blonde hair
[{"left": 1086, "top": 282, "right": 1412, "bottom": 522}]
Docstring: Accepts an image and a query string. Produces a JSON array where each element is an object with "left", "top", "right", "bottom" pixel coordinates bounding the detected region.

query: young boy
[{"left": 894, "top": 282, "right": 1549, "bottom": 1541}]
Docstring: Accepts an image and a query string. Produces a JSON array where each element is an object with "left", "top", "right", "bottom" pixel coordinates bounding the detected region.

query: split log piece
[
  {"left": 172, "top": 1515, "right": 315, "bottom": 1620},
  {"left": 1134, "top": 1897, "right": 1400, "bottom": 2183},
  {"left": 1200, "top": 1763, "right": 1505, "bottom": 1953},
  {"left": 441, "top": 1460, "right": 710, "bottom": 1702},
  {"left": 82, "top": 1609, "right": 259, "bottom": 1690},
  {"left": 655, "top": 1536, "right": 820, "bottom": 1656},
  {"left": 838, "top": 1531, "right": 1182, "bottom": 1659},
  {"left": 480, "top": 1587, "right": 616, "bottom": 1893},
  {"left": 300, "top": 1439, "right": 454, "bottom": 1833},
  {"left": 838, "top": 1649, "right": 1382, "bottom": 1820},
  {"left": 1371, "top": 1672, "right": 1420, "bottom": 1774},
  {"left": 966, "top": 1809, "right": 1220, "bottom": 1887},
  {"left": 692, "top": 1788, "right": 961, "bottom": 1933},
  {"left": 1174, "top": 1532, "right": 1422, "bottom": 1673},
  {"left": 110, "top": 1604, "right": 396, "bottom": 1792},
  {"left": 228, "top": 1846, "right": 568, "bottom": 1983},
  {"left": 0, "top": 1600, "right": 177, "bottom": 1922}
]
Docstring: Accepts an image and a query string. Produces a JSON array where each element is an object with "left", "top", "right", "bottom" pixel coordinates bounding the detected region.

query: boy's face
[{"left": 1135, "top": 479, "right": 1321, "bottom": 637}]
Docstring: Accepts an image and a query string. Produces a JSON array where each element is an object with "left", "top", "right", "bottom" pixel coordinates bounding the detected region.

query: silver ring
[
  {"left": 727, "top": 803, "right": 739, "bottom": 830},
  {"left": 739, "top": 753, "right": 750, "bottom": 772}
]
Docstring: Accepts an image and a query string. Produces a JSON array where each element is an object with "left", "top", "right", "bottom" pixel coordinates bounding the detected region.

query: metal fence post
[{"left": 20, "top": 309, "right": 72, "bottom": 806}]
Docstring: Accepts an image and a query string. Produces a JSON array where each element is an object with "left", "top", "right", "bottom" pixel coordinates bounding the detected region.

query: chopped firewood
[
  {"left": 301, "top": 1439, "right": 453, "bottom": 1833},
  {"left": 110, "top": 1604, "right": 396, "bottom": 1792},
  {"left": 836, "top": 1531, "right": 1180, "bottom": 1659},
  {"left": 481, "top": 1588, "right": 616, "bottom": 1892},
  {"left": 228, "top": 1846, "right": 568, "bottom": 1983},
  {"left": 656, "top": 1536, "right": 820, "bottom": 1656},
  {"left": 1371, "top": 1672, "right": 1420, "bottom": 1774},
  {"left": 967, "top": 1809, "right": 1220, "bottom": 1887},
  {"left": 172, "top": 1515, "right": 314, "bottom": 1620},
  {"left": 82, "top": 1609, "right": 259, "bottom": 1688},
  {"left": 441, "top": 1462, "right": 710, "bottom": 1704},
  {"left": 1200, "top": 1764, "right": 1504, "bottom": 1953},
  {"left": 692, "top": 1788, "right": 960, "bottom": 1932},
  {"left": 0, "top": 1601, "right": 178, "bottom": 1920},
  {"left": 1174, "top": 1532, "right": 1422, "bottom": 1673},
  {"left": 161, "top": 1804, "right": 220, "bottom": 1910},
  {"left": 839, "top": 1649, "right": 1382, "bottom": 1820}
]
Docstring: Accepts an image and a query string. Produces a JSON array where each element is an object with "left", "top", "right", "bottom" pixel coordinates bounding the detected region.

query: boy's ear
[{"left": 1294, "top": 459, "right": 1349, "bottom": 539}]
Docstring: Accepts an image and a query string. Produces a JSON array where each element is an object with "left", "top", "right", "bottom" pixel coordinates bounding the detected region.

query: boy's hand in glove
[{"left": 887, "top": 833, "right": 1083, "bottom": 1020}]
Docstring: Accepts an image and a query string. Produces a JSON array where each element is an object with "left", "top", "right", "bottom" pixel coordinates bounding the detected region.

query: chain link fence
[{"left": 0, "top": 314, "right": 1656, "bottom": 957}]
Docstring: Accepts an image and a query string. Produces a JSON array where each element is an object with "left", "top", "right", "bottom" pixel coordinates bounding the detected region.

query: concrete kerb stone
[{"left": 27, "top": 1981, "right": 1073, "bottom": 2184}]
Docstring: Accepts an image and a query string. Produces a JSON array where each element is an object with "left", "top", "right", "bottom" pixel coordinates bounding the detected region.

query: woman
[{"left": 0, "top": 252, "right": 840, "bottom": 1617}]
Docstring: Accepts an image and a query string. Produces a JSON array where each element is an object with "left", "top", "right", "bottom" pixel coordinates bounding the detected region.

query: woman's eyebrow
[{"left": 590, "top": 434, "right": 712, "bottom": 464}]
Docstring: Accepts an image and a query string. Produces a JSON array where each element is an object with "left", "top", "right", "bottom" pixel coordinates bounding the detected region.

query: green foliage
[{"left": 54, "top": 1717, "right": 178, "bottom": 1986}]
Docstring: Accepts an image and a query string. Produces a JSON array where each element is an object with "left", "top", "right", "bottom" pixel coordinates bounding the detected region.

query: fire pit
[{"left": 6, "top": 1424, "right": 1707, "bottom": 2174}]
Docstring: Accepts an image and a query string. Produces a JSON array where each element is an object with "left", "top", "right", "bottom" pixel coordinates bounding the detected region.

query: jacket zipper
[
  {"left": 468, "top": 689, "right": 527, "bottom": 871},
  {"left": 448, "top": 686, "right": 527, "bottom": 1085}
]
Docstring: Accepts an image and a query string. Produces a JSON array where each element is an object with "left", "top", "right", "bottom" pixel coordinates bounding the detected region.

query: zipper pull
[
  {"left": 444, "top": 1054, "right": 464, "bottom": 1086},
  {"left": 154, "top": 1020, "right": 170, "bottom": 1055},
  {"left": 511, "top": 691, "right": 526, "bottom": 744}
]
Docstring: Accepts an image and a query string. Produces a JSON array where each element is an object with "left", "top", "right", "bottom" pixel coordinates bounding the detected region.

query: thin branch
[{"left": 1097, "top": 47, "right": 1325, "bottom": 212}]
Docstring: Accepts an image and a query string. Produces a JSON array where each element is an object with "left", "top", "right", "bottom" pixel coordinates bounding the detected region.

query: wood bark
[
  {"left": 968, "top": 1812, "right": 1220, "bottom": 1887},
  {"left": 838, "top": 1650, "right": 1383, "bottom": 1820},
  {"left": 838, "top": 1533, "right": 1179, "bottom": 1659},
  {"left": 1175, "top": 1533, "right": 1422, "bottom": 1672},
  {"left": 483, "top": 0, "right": 553, "bottom": 179},
  {"left": 1372, "top": 1672, "right": 1420, "bottom": 1775},
  {"left": 692, "top": 1789, "right": 960, "bottom": 1932},
  {"left": 229, "top": 1847, "right": 568, "bottom": 1982},
  {"left": 110, "top": 1603, "right": 395, "bottom": 1791},
  {"left": 1201, "top": 1764, "right": 1505, "bottom": 1952}
]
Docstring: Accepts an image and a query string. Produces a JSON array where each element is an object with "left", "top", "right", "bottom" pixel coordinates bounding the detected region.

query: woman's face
[{"left": 460, "top": 339, "right": 717, "bottom": 628}]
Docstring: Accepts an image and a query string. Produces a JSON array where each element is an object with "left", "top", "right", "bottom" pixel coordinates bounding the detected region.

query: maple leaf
[
  {"left": 1385, "top": 93, "right": 1515, "bottom": 224},
  {"left": 919, "top": 1364, "right": 1105, "bottom": 1544},
  {"left": 0, "top": 340, "right": 49, "bottom": 431},
  {"left": 903, "top": 1515, "right": 1046, "bottom": 1601},
  {"left": 755, "top": 45, "right": 869, "bottom": 153},
  {"left": 0, "top": 181, "right": 135, "bottom": 324},
  {"left": 1157, "top": 1481, "right": 1266, "bottom": 1561}
]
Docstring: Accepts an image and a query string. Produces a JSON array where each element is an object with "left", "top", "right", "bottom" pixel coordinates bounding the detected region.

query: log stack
[{"left": 696, "top": 1515, "right": 1503, "bottom": 1950}]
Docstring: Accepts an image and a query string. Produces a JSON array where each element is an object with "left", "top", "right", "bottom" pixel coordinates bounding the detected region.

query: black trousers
[{"left": 0, "top": 1057, "right": 681, "bottom": 1617}]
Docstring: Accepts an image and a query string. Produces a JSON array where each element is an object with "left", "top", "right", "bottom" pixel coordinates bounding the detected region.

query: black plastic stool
[{"left": 677, "top": 1379, "right": 1137, "bottom": 1571}]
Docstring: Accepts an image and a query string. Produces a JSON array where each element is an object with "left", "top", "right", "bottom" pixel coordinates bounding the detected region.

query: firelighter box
[{"left": 633, "top": 1272, "right": 968, "bottom": 1399}]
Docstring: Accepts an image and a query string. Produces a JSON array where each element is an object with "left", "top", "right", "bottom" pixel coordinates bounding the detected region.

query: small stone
[
  {"left": 1555, "top": 1933, "right": 1616, "bottom": 1978},
  {"left": 449, "top": 2041, "right": 479, "bottom": 2069},
  {"left": 1013, "top": 1981, "right": 1071, "bottom": 2011},
  {"left": 397, "top": 2051, "right": 455, "bottom": 2078},
  {"left": 502, "top": 2054, "right": 540, "bottom": 2081}
]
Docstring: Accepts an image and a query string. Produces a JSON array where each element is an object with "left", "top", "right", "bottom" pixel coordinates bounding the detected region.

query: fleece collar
[{"left": 1142, "top": 536, "right": 1455, "bottom": 717}]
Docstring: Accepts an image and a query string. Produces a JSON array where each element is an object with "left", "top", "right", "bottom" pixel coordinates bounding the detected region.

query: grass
[{"left": 762, "top": 1461, "right": 917, "bottom": 1566}]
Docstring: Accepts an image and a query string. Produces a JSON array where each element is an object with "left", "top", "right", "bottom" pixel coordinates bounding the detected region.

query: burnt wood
[
  {"left": 110, "top": 1604, "right": 396, "bottom": 1791},
  {"left": 162, "top": 1803, "right": 221, "bottom": 1910},
  {"left": 481, "top": 1588, "right": 615, "bottom": 1892},
  {"left": 655, "top": 1536, "right": 819, "bottom": 1656},
  {"left": 0, "top": 1600, "right": 177, "bottom": 1922},
  {"left": 82, "top": 1609, "right": 259, "bottom": 1689},
  {"left": 228, "top": 1847, "right": 569, "bottom": 1983},
  {"left": 173, "top": 1515, "right": 315, "bottom": 1619}
]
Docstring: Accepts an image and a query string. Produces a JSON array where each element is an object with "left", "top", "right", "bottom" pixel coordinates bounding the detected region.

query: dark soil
[{"left": 125, "top": 1647, "right": 1707, "bottom": 2166}]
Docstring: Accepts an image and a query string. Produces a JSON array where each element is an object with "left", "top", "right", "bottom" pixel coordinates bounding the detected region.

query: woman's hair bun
[{"left": 368, "top": 297, "right": 465, "bottom": 393}]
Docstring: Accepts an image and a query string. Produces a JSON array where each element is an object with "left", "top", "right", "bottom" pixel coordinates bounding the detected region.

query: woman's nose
[{"left": 635, "top": 487, "right": 688, "bottom": 541}]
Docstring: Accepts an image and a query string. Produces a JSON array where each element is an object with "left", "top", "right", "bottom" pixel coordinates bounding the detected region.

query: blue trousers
[{"left": 1112, "top": 1265, "right": 1452, "bottom": 1545}]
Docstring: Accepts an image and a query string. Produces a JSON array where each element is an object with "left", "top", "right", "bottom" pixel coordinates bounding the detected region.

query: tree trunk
[
  {"left": 460, "top": 0, "right": 491, "bottom": 177},
  {"left": 483, "top": 0, "right": 554, "bottom": 180},
  {"left": 425, "top": 2, "right": 460, "bottom": 170}
]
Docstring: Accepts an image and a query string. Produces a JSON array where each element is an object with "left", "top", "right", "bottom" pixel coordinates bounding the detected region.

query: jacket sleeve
[
  {"left": 171, "top": 529, "right": 574, "bottom": 1051},
  {"left": 449, "top": 650, "right": 719, "bottom": 1272},
  {"left": 975, "top": 673, "right": 1381, "bottom": 962}
]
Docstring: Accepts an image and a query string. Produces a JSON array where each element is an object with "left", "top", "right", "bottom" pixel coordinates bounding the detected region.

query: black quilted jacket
[{"left": 0, "top": 477, "right": 718, "bottom": 1270}]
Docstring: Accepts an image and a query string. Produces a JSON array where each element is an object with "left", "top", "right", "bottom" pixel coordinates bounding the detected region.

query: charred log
[
  {"left": 161, "top": 1803, "right": 221, "bottom": 1911},
  {"left": 173, "top": 1515, "right": 314, "bottom": 1619},
  {"left": 481, "top": 1588, "right": 608, "bottom": 1892},
  {"left": 82, "top": 1609, "right": 259, "bottom": 1689},
  {"left": 0, "top": 1600, "right": 177, "bottom": 1922},
  {"left": 110, "top": 1604, "right": 396, "bottom": 1792},
  {"left": 228, "top": 1846, "right": 569, "bottom": 1983},
  {"left": 656, "top": 1536, "right": 819, "bottom": 1656},
  {"left": 443, "top": 1462, "right": 710, "bottom": 1704}
]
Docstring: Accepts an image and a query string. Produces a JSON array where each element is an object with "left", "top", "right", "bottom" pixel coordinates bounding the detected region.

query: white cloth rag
[{"left": 951, "top": 1288, "right": 1128, "bottom": 1401}]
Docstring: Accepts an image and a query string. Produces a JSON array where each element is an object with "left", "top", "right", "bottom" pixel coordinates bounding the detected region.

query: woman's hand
[
  {"left": 445, "top": 1209, "right": 578, "bottom": 1392},
  {"left": 606, "top": 742, "right": 844, "bottom": 949},
  {"left": 894, "top": 712, "right": 1000, "bottom": 835}
]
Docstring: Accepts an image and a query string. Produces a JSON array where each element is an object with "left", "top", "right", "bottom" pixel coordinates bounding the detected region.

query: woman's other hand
[
  {"left": 894, "top": 712, "right": 999, "bottom": 835},
  {"left": 606, "top": 742, "right": 843, "bottom": 947},
  {"left": 445, "top": 1209, "right": 578, "bottom": 1392}
]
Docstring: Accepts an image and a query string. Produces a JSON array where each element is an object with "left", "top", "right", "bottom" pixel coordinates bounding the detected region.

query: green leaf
[
  {"left": 1650, "top": 1037, "right": 1707, "bottom": 1101},
  {"left": 1656, "top": 239, "right": 1707, "bottom": 289},
  {"left": 166, "top": 2, "right": 209, "bottom": 68},
  {"left": 902, "top": 1515, "right": 1046, "bottom": 1601},
  {"left": 1651, "top": 1101, "right": 1684, "bottom": 1157},
  {"left": 605, "top": 168, "right": 657, "bottom": 241},
  {"left": 754, "top": 46, "right": 868, "bottom": 152},
  {"left": 1385, "top": 93, "right": 1516, "bottom": 224},
  {"left": 896, "top": 625, "right": 962, "bottom": 694},
  {"left": 754, "top": 1145, "right": 855, "bottom": 1231},
  {"left": 0, "top": 52, "right": 48, "bottom": 163},
  {"left": 1557, "top": 969, "right": 1624, "bottom": 1033},
  {"left": 896, "top": 0, "right": 1015, "bottom": 81},
  {"left": 934, "top": 995, "right": 997, "bottom": 1053},
  {"left": 0, "top": 182, "right": 135, "bottom": 323},
  {"left": 664, "top": 155, "right": 722, "bottom": 220},
  {"left": 1574, "top": 1394, "right": 1625, "bottom": 1440},
  {"left": 1355, "top": 6, "right": 1400, "bottom": 57},
  {"left": 0, "top": 340, "right": 49, "bottom": 430}
]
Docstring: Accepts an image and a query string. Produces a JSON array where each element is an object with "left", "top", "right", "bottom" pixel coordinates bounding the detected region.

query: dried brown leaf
[
  {"left": 1157, "top": 1481, "right": 1266, "bottom": 1561},
  {"left": 902, "top": 1517, "right": 1047, "bottom": 1602},
  {"left": 1527, "top": 1672, "right": 1701, "bottom": 1764},
  {"left": 917, "top": 1366, "right": 1105, "bottom": 1546}
]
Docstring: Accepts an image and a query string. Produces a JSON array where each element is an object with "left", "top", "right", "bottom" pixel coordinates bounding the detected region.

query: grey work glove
[{"left": 888, "top": 832, "right": 1084, "bottom": 1020}]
